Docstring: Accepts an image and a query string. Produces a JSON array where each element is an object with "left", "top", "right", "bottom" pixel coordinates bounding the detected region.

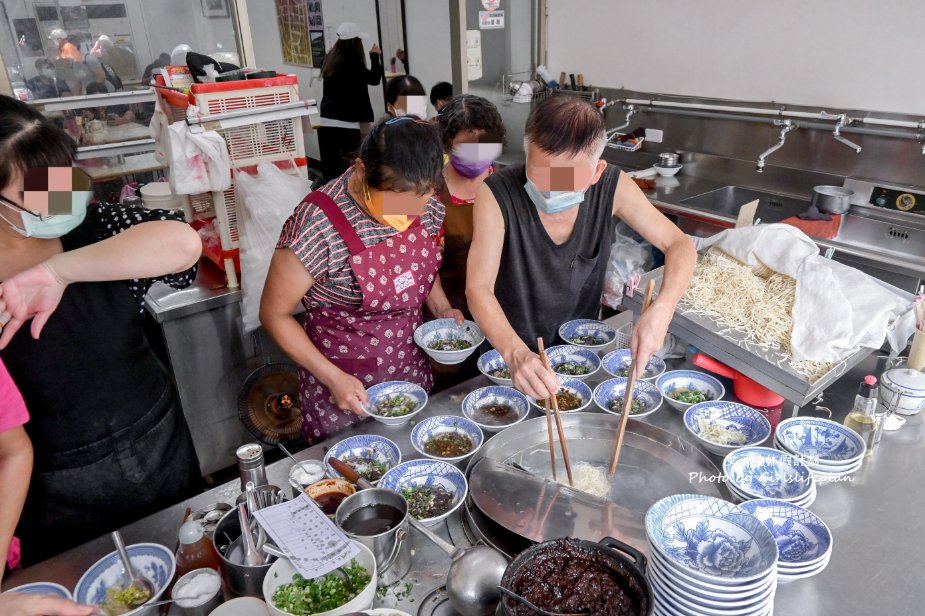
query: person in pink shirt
[{"left": 0, "top": 359, "right": 94, "bottom": 615}]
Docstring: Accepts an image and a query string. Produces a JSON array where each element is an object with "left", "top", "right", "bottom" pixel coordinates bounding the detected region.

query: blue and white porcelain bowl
[
  {"left": 683, "top": 401, "right": 772, "bottom": 457},
  {"left": 4, "top": 582, "right": 72, "bottom": 599},
  {"left": 414, "top": 319, "right": 484, "bottom": 365},
  {"left": 411, "top": 415, "right": 484, "bottom": 463},
  {"left": 593, "top": 377, "right": 663, "bottom": 418},
  {"left": 379, "top": 459, "right": 468, "bottom": 526},
  {"left": 645, "top": 494, "right": 777, "bottom": 585},
  {"left": 774, "top": 417, "right": 866, "bottom": 466},
  {"left": 364, "top": 381, "right": 428, "bottom": 427},
  {"left": 657, "top": 370, "right": 726, "bottom": 413},
  {"left": 461, "top": 386, "right": 531, "bottom": 432},
  {"left": 324, "top": 434, "right": 401, "bottom": 485},
  {"left": 74, "top": 543, "right": 175, "bottom": 616},
  {"left": 723, "top": 446, "right": 814, "bottom": 502},
  {"left": 739, "top": 499, "right": 833, "bottom": 567},
  {"left": 601, "top": 349, "right": 667, "bottom": 381},
  {"left": 527, "top": 377, "right": 593, "bottom": 414},
  {"left": 477, "top": 349, "right": 512, "bottom": 386},
  {"left": 545, "top": 345, "right": 602, "bottom": 381},
  {"left": 558, "top": 318, "right": 616, "bottom": 352}
]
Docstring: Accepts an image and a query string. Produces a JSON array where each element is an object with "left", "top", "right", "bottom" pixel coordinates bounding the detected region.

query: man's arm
[
  {"left": 613, "top": 169, "right": 696, "bottom": 373},
  {"left": 466, "top": 184, "right": 559, "bottom": 399}
]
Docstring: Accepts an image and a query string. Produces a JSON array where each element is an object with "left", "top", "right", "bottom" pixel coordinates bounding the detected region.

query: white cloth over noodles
[{"left": 694, "top": 224, "right": 914, "bottom": 364}]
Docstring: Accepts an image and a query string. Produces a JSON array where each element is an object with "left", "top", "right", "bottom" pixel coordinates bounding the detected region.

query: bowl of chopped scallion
[{"left": 263, "top": 541, "right": 377, "bottom": 616}]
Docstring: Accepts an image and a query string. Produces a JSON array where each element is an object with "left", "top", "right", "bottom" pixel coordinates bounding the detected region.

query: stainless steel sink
[{"left": 680, "top": 186, "right": 808, "bottom": 223}]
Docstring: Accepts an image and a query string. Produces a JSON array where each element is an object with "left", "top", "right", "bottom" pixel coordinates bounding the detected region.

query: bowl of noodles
[{"left": 683, "top": 401, "right": 772, "bottom": 456}]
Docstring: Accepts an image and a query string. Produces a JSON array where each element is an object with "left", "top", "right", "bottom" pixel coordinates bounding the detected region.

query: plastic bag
[
  {"left": 235, "top": 162, "right": 310, "bottom": 333},
  {"left": 601, "top": 222, "right": 653, "bottom": 309}
]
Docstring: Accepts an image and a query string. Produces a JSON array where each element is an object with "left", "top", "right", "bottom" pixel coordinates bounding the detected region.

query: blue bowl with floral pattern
[
  {"left": 601, "top": 349, "right": 667, "bottom": 381},
  {"left": 414, "top": 319, "right": 484, "bottom": 365},
  {"left": 74, "top": 543, "right": 175, "bottom": 615},
  {"left": 723, "top": 446, "right": 814, "bottom": 502},
  {"left": 558, "top": 318, "right": 616, "bottom": 352},
  {"left": 645, "top": 494, "right": 777, "bottom": 585},
  {"left": 544, "top": 345, "right": 602, "bottom": 381},
  {"left": 739, "top": 499, "right": 833, "bottom": 567},
  {"left": 379, "top": 459, "right": 468, "bottom": 526},
  {"left": 657, "top": 370, "right": 726, "bottom": 412},
  {"left": 323, "top": 434, "right": 401, "bottom": 485}
]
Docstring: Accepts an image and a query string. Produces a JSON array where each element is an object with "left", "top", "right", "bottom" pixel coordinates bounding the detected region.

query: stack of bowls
[
  {"left": 773, "top": 417, "right": 866, "bottom": 482},
  {"left": 723, "top": 447, "right": 816, "bottom": 507},
  {"left": 740, "top": 499, "right": 833, "bottom": 582},
  {"left": 645, "top": 494, "right": 778, "bottom": 616}
]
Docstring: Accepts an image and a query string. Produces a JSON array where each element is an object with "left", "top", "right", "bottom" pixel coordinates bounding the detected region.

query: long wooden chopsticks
[
  {"left": 538, "top": 338, "right": 574, "bottom": 486},
  {"left": 609, "top": 279, "right": 656, "bottom": 475}
]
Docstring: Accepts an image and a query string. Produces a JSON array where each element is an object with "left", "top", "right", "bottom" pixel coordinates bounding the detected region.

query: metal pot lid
[
  {"left": 237, "top": 363, "right": 303, "bottom": 445},
  {"left": 465, "top": 413, "right": 730, "bottom": 553},
  {"left": 882, "top": 367, "right": 925, "bottom": 393}
]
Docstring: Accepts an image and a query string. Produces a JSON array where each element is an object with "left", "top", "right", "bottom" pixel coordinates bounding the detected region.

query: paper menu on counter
[{"left": 252, "top": 494, "right": 359, "bottom": 579}]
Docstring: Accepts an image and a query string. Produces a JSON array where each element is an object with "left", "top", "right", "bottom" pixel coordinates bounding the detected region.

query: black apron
[
  {"left": 0, "top": 218, "right": 200, "bottom": 564},
  {"left": 486, "top": 163, "right": 620, "bottom": 350}
]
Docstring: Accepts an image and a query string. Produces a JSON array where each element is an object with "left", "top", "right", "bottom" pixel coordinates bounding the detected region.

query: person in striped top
[{"left": 262, "top": 116, "right": 463, "bottom": 444}]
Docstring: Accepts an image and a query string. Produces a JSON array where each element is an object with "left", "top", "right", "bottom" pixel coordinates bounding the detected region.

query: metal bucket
[
  {"left": 212, "top": 508, "right": 274, "bottom": 598},
  {"left": 335, "top": 488, "right": 411, "bottom": 585}
]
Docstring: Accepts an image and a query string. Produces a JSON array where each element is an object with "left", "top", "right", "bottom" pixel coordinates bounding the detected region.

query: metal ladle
[
  {"left": 109, "top": 531, "right": 155, "bottom": 609},
  {"left": 329, "top": 457, "right": 508, "bottom": 616}
]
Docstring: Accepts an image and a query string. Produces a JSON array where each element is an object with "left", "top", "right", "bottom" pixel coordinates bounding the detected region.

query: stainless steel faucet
[
  {"left": 821, "top": 112, "right": 862, "bottom": 153},
  {"left": 756, "top": 119, "right": 796, "bottom": 172},
  {"left": 605, "top": 104, "right": 638, "bottom": 140}
]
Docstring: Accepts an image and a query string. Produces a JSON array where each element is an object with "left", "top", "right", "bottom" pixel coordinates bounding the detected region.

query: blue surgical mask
[
  {"left": 524, "top": 177, "right": 585, "bottom": 214},
  {"left": 0, "top": 191, "right": 91, "bottom": 238}
]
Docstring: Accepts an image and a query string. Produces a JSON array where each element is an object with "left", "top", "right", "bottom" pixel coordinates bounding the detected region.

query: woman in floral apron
[{"left": 262, "top": 116, "right": 463, "bottom": 444}]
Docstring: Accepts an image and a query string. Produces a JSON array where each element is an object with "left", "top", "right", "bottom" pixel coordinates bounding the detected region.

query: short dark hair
[
  {"left": 385, "top": 75, "right": 425, "bottom": 106},
  {"left": 84, "top": 82, "right": 108, "bottom": 95},
  {"left": 429, "top": 81, "right": 453, "bottom": 106},
  {"left": 525, "top": 96, "right": 606, "bottom": 157},
  {"left": 359, "top": 116, "right": 443, "bottom": 195},
  {"left": 437, "top": 94, "right": 506, "bottom": 150},
  {"left": 0, "top": 95, "right": 76, "bottom": 191},
  {"left": 35, "top": 58, "right": 53, "bottom": 70}
]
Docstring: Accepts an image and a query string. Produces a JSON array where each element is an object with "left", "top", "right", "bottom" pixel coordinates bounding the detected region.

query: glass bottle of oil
[{"left": 844, "top": 375, "right": 879, "bottom": 456}]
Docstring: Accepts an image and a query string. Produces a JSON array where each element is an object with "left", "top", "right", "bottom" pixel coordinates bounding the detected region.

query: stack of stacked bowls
[
  {"left": 723, "top": 447, "right": 816, "bottom": 507},
  {"left": 740, "top": 499, "right": 833, "bottom": 582},
  {"left": 773, "top": 417, "right": 866, "bottom": 483},
  {"left": 645, "top": 494, "right": 778, "bottom": 616}
]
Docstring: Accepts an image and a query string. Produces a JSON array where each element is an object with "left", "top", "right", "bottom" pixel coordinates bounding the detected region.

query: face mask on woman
[
  {"left": 0, "top": 191, "right": 91, "bottom": 238},
  {"left": 362, "top": 183, "right": 417, "bottom": 232},
  {"left": 449, "top": 142, "right": 502, "bottom": 179}
]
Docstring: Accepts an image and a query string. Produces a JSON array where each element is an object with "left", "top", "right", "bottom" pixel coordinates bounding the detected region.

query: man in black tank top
[{"left": 466, "top": 97, "right": 697, "bottom": 400}]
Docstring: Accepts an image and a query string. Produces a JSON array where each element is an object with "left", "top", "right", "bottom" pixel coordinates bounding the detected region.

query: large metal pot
[
  {"left": 498, "top": 537, "right": 652, "bottom": 616},
  {"left": 812, "top": 185, "right": 853, "bottom": 214}
]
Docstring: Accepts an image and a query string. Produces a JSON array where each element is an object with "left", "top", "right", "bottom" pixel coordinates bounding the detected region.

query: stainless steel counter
[{"left": 6, "top": 311, "right": 922, "bottom": 615}]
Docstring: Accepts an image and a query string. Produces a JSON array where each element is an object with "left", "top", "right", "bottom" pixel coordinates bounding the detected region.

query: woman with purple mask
[{"left": 435, "top": 95, "right": 506, "bottom": 318}]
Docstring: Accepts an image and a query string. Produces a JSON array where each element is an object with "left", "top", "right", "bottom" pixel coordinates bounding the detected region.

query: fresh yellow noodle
[{"left": 679, "top": 249, "right": 834, "bottom": 382}]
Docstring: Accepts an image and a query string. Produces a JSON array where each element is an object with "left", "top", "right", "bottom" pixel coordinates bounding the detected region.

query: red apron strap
[{"left": 303, "top": 191, "right": 366, "bottom": 256}]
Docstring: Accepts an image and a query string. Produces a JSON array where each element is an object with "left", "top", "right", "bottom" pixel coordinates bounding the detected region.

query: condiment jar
[{"left": 175, "top": 520, "right": 221, "bottom": 578}]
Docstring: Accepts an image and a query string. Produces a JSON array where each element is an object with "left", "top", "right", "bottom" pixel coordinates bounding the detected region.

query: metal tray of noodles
[
  {"left": 622, "top": 267, "right": 873, "bottom": 407},
  {"left": 464, "top": 413, "right": 730, "bottom": 555}
]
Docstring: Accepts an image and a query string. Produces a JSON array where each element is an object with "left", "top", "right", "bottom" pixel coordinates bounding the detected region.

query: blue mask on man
[{"left": 524, "top": 177, "right": 585, "bottom": 214}]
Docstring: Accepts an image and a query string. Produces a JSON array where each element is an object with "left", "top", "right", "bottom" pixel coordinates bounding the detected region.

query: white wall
[
  {"left": 404, "top": 0, "right": 452, "bottom": 116},
  {"left": 546, "top": 0, "right": 925, "bottom": 115}
]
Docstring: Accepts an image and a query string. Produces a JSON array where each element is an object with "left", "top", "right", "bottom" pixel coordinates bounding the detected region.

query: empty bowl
[
  {"left": 461, "top": 386, "right": 531, "bottom": 432},
  {"left": 414, "top": 319, "right": 484, "bottom": 365},
  {"left": 654, "top": 164, "right": 682, "bottom": 177},
  {"left": 4, "top": 582, "right": 72, "bottom": 599},
  {"left": 363, "top": 381, "right": 428, "bottom": 427},
  {"left": 657, "top": 370, "right": 726, "bottom": 413},
  {"left": 593, "top": 377, "right": 663, "bottom": 418},
  {"left": 723, "top": 446, "right": 814, "bottom": 502}
]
